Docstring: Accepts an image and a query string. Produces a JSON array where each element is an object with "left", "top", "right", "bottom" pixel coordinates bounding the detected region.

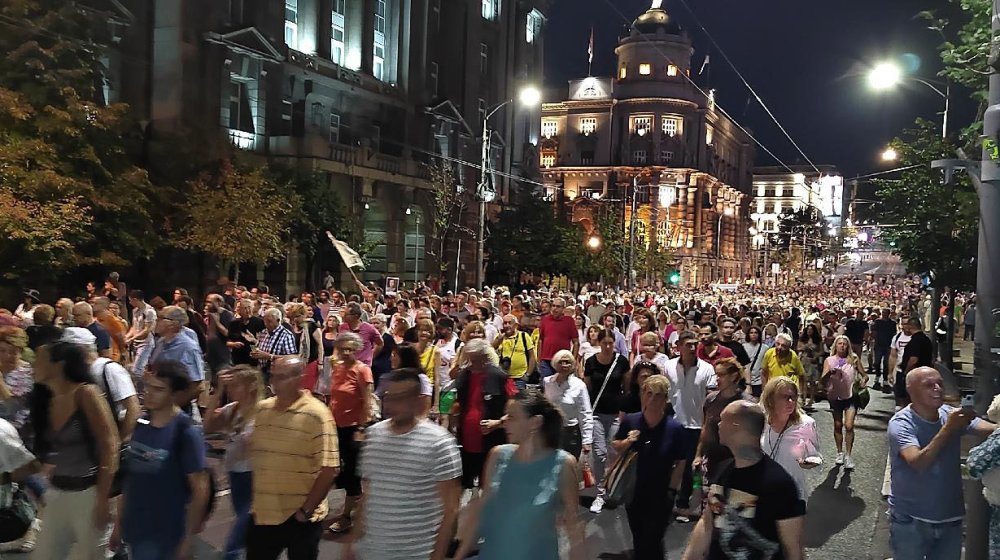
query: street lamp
[
  {"left": 586, "top": 234, "right": 602, "bottom": 251},
  {"left": 866, "top": 59, "right": 950, "bottom": 138},
  {"left": 476, "top": 85, "right": 542, "bottom": 289},
  {"left": 881, "top": 147, "right": 898, "bottom": 162},
  {"left": 868, "top": 62, "right": 903, "bottom": 90}
]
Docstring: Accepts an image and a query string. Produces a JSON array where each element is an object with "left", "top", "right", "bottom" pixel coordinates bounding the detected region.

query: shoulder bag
[
  {"left": 0, "top": 472, "right": 35, "bottom": 543},
  {"left": 590, "top": 354, "right": 621, "bottom": 413}
]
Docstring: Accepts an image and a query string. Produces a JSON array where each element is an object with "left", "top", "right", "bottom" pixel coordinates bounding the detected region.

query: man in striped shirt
[
  {"left": 248, "top": 356, "right": 339, "bottom": 560},
  {"left": 345, "top": 368, "right": 462, "bottom": 560}
]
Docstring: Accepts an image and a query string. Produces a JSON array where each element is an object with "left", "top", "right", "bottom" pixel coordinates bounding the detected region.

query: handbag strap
[
  {"left": 749, "top": 343, "right": 763, "bottom": 371},
  {"left": 591, "top": 354, "right": 620, "bottom": 412}
]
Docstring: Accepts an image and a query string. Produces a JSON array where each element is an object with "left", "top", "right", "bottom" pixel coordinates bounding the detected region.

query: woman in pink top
[
  {"left": 328, "top": 331, "right": 374, "bottom": 534},
  {"left": 821, "top": 335, "right": 868, "bottom": 469}
]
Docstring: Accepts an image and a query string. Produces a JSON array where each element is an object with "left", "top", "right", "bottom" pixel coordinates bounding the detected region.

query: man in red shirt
[
  {"left": 537, "top": 297, "right": 579, "bottom": 378},
  {"left": 696, "top": 322, "right": 734, "bottom": 365}
]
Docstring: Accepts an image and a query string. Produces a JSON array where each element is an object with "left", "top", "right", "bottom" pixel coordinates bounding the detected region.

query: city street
[{"left": 172, "top": 389, "right": 898, "bottom": 559}]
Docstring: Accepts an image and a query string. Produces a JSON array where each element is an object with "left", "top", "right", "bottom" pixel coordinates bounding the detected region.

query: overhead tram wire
[
  {"left": 597, "top": 0, "right": 797, "bottom": 174},
  {"left": 675, "top": 0, "right": 821, "bottom": 174}
]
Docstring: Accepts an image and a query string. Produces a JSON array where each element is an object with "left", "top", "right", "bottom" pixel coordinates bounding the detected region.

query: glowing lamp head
[
  {"left": 586, "top": 235, "right": 602, "bottom": 250},
  {"left": 868, "top": 62, "right": 903, "bottom": 91},
  {"left": 518, "top": 86, "right": 541, "bottom": 107}
]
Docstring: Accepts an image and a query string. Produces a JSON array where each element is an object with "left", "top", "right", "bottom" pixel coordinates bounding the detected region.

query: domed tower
[{"left": 613, "top": 2, "right": 694, "bottom": 102}]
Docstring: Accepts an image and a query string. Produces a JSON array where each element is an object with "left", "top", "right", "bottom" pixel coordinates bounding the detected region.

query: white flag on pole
[{"left": 326, "top": 231, "right": 366, "bottom": 269}]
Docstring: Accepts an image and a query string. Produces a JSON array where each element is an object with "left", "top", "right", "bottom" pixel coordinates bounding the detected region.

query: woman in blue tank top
[{"left": 454, "top": 389, "right": 587, "bottom": 560}]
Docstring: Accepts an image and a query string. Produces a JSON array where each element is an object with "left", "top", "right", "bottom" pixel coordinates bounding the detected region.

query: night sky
[{"left": 543, "top": 0, "right": 974, "bottom": 178}]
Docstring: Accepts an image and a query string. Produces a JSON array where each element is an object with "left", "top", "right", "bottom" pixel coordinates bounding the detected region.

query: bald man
[
  {"left": 71, "top": 301, "right": 112, "bottom": 358},
  {"left": 887, "top": 367, "right": 995, "bottom": 560}
]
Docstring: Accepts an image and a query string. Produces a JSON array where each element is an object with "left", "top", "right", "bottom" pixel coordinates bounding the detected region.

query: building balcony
[
  {"left": 286, "top": 50, "right": 405, "bottom": 104},
  {"left": 269, "top": 135, "right": 430, "bottom": 184}
]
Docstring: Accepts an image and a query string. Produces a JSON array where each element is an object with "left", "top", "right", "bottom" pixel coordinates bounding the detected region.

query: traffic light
[{"left": 668, "top": 270, "right": 681, "bottom": 285}]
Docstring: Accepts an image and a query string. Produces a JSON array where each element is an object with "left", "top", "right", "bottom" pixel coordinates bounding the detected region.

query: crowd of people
[{"left": 0, "top": 272, "right": 997, "bottom": 560}]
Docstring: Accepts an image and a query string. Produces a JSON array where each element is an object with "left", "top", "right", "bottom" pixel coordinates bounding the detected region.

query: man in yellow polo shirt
[
  {"left": 493, "top": 314, "right": 537, "bottom": 390},
  {"left": 762, "top": 332, "right": 806, "bottom": 399},
  {"left": 248, "top": 356, "right": 339, "bottom": 559}
]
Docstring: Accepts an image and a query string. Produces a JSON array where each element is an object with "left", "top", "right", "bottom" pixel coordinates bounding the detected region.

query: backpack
[{"left": 173, "top": 413, "right": 219, "bottom": 520}]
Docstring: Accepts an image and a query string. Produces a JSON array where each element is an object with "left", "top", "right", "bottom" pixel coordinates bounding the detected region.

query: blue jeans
[
  {"left": 537, "top": 360, "right": 555, "bottom": 379},
  {"left": 889, "top": 510, "right": 963, "bottom": 560},
  {"left": 512, "top": 376, "right": 527, "bottom": 391},
  {"left": 129, "top": 540, "right": 180, "bottom": 560},
  {"left": 226, "top": 471, "right": 253, "bottom": 560}
]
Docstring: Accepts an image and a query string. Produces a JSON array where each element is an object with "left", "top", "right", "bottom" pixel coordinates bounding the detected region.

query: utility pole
[
  {"left": 628, "top": 176, "right": 638, "bottom": 289},
  {"left": 929, "top": 11, "right": 1000, "bottom": 557}
]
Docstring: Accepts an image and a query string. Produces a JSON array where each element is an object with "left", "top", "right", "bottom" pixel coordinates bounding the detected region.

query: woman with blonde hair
[
  {"left": 285, "top": 302, "right": 324, "bottom": 392},
  {"left": 203, "top": 365, "right": 265, "bottom": 560},
  {"left": 760, "top": 376, "right": 822, "bottom": 501},
  {"left": 821, "top": 335, "right": 868, "bottom": 469},
  {"left": 0, "top": 326, "right": 32, "bottom": 434},
  {"left": 448, "top": 320, "right": 498, "bottom": 381}
]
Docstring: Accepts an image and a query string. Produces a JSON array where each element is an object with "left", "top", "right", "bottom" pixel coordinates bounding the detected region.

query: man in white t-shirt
[
  {"left": 63, "top": 327, "right": 141, "bottom": 442},
  {"left": 126, "top": 290, "right": 158, "bottom": 377},
  {"left": 434, "top": 317, "right": 460, "bottom": 390},
  {"left": 347, "top": 369, "right": 461, "bottom": 560}
]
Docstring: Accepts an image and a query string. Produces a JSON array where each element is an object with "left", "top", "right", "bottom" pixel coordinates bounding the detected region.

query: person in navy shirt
[
  {"left": 612, "top": 375, "right": 685, "bottom": 560},
  {"left": 119, "top": 360, "right": 209, "bottom": 559}
]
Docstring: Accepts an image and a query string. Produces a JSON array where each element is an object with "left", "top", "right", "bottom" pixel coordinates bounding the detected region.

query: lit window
[
  {"left": 329, "top": 112, "right": 341, "bottom": 145},
  {"left": 284, "top": 0, "right": 298, "bottom": 49},
  {"left": 331, "top": 3, "right": 345, "bottom": 65},
  {"left": 480, "top": 43, "right": 488, "bottom": 74},
  {"left": 526, "top": 10, "right": 542, "bottom": 44},
  {"left": 227, "top": 79, "right": 255, "bottom": 143},
  {"left": 661, "top": 116, "right": 682, "bottom": 137},
  {"left": 660, "top": 150, "right": 674, "bottom": 164},
  {"left": 619, "top": 65, "right": 627, "bottom": 79},
  {"left": 541, "top": 153, "right": 556, "bottom": 168},
  {"left": 667, "top": 64, "right": 678, "bottom": 76},
  {"left": 631, "top": 115, "right": 652, "bottom": 136},
  {"left": 541, "top": 120, "right": 558, "bottom": 138},
  {"left": 706, "top": 126, "right": 714, "bottom": 145},
  {"left": 482, "top": 0, "right": 499, "bottom": 21},
  {"left": 580, "top": 117, "right": 597, "bottom": 135},
  {"left": 373, "top": 0, "right": 386, "bottom": 80},
  {"left": 633, "top": 150, "right": 647, "bottom": 165},
  {"left": 639, "top": 63, "right": 652, "bottom": 75}
]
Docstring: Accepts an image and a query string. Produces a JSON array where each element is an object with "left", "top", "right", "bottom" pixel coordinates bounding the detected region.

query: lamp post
[
  {"left": 868, "top": 60, "right": 950, "bottom": 138},
  {"left": 476, "top": 86, "right": 541, "bottom": 290},
  {"left": 714, "top": 206, "right": 734, "bottom": 283}
]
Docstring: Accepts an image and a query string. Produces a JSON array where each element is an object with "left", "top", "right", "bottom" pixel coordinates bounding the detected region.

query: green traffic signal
[{"left": 668, "top": 271, "right": 681, "bottom": 284}]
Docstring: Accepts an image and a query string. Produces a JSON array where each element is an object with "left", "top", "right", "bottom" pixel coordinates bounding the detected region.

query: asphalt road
[{"left": 4, "top": 390, "right": 899, "bottom": 560}]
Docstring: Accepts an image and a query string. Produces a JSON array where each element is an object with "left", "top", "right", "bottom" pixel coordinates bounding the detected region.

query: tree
[
  {"left": 0, "top": 0, "right": 159, "bottom": 280},
  {"left": 919, "top": 0, "right": 992, "bottom": 147},
  {"left": 173, "top": 159, "right": 300, "bottom": 278},
  {"left": 874, "top": 120, "right": 978, "bottom": 290},
  {"left": 427, "top": 163, "right": 474, "bottom": 278},
  {"left": 634, "top": 245, "right": 676, "bottom": 287},
  {"left": 486, "top": 185, "right": 565, "bottom": 284},
  {"left": 769, "top": 206, "right": 826, "bottom": 273},
  {"left": 555, "top": 207, "right": 627, "bottom": 284}
]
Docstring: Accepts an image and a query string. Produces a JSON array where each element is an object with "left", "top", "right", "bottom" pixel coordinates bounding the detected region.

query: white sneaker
[
  {"left": 845, "top": 455, "right": 855, "bottom": 470},
  {"left": 589, "top": 496, "right": 605, "bottom": 514},
  {"left": 835, "top": 452, "right": 844, "bottom": 465}
]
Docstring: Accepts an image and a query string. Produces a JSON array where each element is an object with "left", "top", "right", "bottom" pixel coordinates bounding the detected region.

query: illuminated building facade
[
  {"left": 113, "top": 0, "right": 549, "bottom": 292},
  {"left": 540, "top": 4, "right": 754, "bottom": 285}
]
